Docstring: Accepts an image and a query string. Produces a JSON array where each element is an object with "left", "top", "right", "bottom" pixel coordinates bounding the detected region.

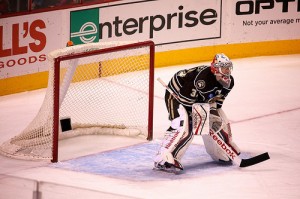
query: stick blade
[{"left": 240, "top": 152, "right": 270, "bottom": 168}]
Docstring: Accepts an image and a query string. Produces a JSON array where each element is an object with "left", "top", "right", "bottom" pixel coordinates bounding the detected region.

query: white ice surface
[{"left": 0, "top": 54, "right": 300, "bottom": 199}]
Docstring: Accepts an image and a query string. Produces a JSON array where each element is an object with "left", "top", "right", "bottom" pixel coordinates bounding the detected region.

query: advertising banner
[
  {"left": 1, "top": 0, "right": 299, "bottom": 79},
  {"left": 0, "top": 12, "right": 63, "bottom": 78},
  {"left": 230, "top": 0, "right": 300, "bottom": 42},
  {"left": 70, "top": 0, "right": 222, "bottom": 46}
]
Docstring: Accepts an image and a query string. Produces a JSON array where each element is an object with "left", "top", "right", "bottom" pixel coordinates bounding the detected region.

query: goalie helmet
[
  {"left": 211, "top": 53, "right": 233, "bottom": 76},
  {"left": 211, "top": 53, "right": 233, "bottom": 88}
]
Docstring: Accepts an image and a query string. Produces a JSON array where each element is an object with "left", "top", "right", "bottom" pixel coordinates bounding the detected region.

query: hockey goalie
[{"left": 154, "top": 53, "right": 241, "bottom": 172}]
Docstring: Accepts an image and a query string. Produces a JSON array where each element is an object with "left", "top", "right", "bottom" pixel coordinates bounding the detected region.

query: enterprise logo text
[{"left": 99, "top": 6, "right": 218, "bottom": 39}]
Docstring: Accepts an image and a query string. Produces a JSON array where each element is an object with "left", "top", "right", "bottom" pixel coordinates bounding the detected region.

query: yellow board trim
[
  {"left": 1, "top": 39, "right": 300, "bottom": 96},
  {"left": 0, "top": 71, "right": 49, "bottom": 96},
  {"left": 155, "top": 39, "right": 300, "bottom": 67},
  {"left": 64, "top": 54, "right": 150, "bottom": 83}
]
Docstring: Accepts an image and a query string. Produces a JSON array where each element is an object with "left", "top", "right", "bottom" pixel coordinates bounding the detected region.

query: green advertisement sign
[{"left": 70, "top": 8, "right": 99, "bottom": 45}]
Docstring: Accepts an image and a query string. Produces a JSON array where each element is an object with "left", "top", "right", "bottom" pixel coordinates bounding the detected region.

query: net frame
[{"left": 51, "top": 41, "right": 155, "bottom": 162}]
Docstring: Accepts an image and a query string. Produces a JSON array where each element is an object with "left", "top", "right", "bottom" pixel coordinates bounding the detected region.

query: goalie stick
[
  {"left": 157, "top": 77, "right": 180, "bottom": 100},
  {"left": 157, "top": 77, "right": 270, "bottom": 168}
]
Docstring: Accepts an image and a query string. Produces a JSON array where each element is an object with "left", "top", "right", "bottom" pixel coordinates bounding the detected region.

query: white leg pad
[
  {"left": 202, "top": 134, "right": 230, "bottom": 162},
  {"left": 216, "top": 109, "right": 241, "bottom": 155},
  {"left": 154, "top": 105, "right": 190, "bottom": 165},
  {"left": 153, "top": 148, "right": 175, "bottom": 165}
]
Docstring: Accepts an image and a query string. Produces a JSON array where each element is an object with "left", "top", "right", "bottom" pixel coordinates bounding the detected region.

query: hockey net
[{"left": 0, "top": 41, "right": 155, "bottom": 162}]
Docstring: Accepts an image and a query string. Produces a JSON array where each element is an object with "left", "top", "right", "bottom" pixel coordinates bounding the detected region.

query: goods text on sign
[{"left": 0, "top": 20, "right": 47, "bottom": 69}]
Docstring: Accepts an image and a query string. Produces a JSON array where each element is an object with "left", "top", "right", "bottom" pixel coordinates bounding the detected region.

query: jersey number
[{"left": 191, "top": 89, "right": 197, "bottom": 97}]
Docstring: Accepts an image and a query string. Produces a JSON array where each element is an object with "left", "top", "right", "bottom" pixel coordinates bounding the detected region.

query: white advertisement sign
[
  {"left": 97, "top": 0, "right": 222, "bottom": 45},
  {"left": 230, "top": 0, "right": 300, "bottom": 42},
  {"left": 0, "top": 11, "right": 63, "bottom": 78},
  {"left": 69, "top": 0, "right": 222, "bottom": 46}
]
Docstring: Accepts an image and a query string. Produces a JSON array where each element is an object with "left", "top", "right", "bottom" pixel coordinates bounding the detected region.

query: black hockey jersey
[{"left": 168, "top": 65, "right": 234, "bottom": 109}]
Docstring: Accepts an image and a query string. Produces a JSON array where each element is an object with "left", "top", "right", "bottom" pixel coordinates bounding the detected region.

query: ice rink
[{"left": 0, "top": 54, "right": 300, "bottom": 199}]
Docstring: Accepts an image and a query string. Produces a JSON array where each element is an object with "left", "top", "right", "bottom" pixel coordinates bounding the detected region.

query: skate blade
[{"left": 152, "top": 166, "right": 182, "bottom": 174}]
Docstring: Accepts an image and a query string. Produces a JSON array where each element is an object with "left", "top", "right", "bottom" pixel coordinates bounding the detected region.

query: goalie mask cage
[{"left": 0, "top": 41, "right": 155, "bottom": 162}]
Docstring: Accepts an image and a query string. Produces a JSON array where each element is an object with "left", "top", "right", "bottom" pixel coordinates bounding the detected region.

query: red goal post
[{"left": 0, "top": 41, "right": 155, "bottom": 162}]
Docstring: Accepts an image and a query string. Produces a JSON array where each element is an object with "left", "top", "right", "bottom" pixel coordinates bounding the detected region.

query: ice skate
[{"left": 153, "top": 162, "right": 182, "bottom": 173}]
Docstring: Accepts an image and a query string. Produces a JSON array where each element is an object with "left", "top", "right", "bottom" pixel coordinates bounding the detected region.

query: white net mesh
[{"left": 0, "top": 41, "right": 154, "bottom": 160}]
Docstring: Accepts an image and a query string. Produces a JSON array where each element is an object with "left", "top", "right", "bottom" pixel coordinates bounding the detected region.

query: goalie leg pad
[
  {"left": 154, "top": 105, "right": 191, "bottom": 169},
  {"left": 208, "top": 108, "right": 241, "bottom": 155},
  {"left": 153, "top": 149, "right": 175, "bottom": 166},
  {"left": 202, "top": 134, "right": 230, "bottom": 162},
  {"left": 217, "top": 109, "right": 241, "bottom": 155},
  {"left": 219, "top": 128, "right": 241, "bottom": 155},
  {"left": 153, "top": 150, "right": 184, "bottom": 170}
]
